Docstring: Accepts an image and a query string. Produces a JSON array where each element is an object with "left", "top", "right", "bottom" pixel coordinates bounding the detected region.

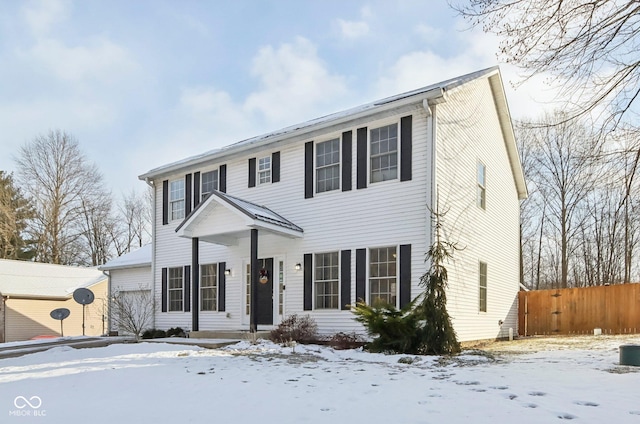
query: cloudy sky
[{"left": 0, "top": 0, "right": 557, "bottom": 195}]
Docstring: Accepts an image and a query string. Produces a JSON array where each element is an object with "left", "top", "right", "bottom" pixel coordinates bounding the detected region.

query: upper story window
[
  {"left": 479, "top": 261, "right": 487, "bottom": 312},
  {"left": 369, "top": 246, "right": 397, "bottom": 306},
  {"left": 316, "top": 138, "right": 340, "bottom": 193},
  {"left": 168, "top": 267, "right": 183, "bottom": 311},
  {"left": 258, "top": 156, "right": 271, "bottom": 184},
  {"left": 201, "top": 170, "right": 219, "bottom": 200},
  {"left": 169, "top": 180, "right": 185, "bottom": 221},
  {"left": 370, "top": 123, "right": 398, "bottom": 183},
  {"left": 315, "top": 252, "right": 339, "bottom": 309},
  {"left": 200, "top": 263, "right": 217, "bottom": 311},
  {"left": 477, "top": 161, "right": 486, "bottom": 209}
]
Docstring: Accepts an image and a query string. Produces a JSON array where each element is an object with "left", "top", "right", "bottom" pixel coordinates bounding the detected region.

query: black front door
[{"left": 256, "top": 258, "right": 273, "bottom": 325}]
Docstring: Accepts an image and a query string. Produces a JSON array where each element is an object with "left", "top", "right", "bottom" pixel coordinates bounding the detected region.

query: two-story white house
[{"left": 138, "top": 66, "right": 527, "bottom": 342}]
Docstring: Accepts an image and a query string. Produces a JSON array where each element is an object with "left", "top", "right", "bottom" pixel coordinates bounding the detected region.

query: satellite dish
[
  {"left": 73, "top": 288, "right": 95, "bottom": 305},
  {"left": 50, "top": 308, "right": 70, "bottom": 320},
  {"left": 50, "top": 308, "right": 71, "bottom": 336}
]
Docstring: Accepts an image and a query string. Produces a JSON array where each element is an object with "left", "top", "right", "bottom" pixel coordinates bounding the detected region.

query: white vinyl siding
[
  {"left": 168, "top": 267, "right": 183, "bottom": 312},
  {"left": 369, "top": 246, "right": 397, "bottom": 306},
  {"left": 370, "top": 123, "right": 398, "bottom": 183},
  {"left": 201, "top": 170, "right": 219, "bottom": 200},
  {"left": 314, "top": 252, "right": 339, "bottom": 309},
  {"left": 169, "top": 180, "right": 185, "bottom": 221},
  {"left": 201, "top": 264, "right": 217, "bottom": 311},
  {"left": 316, "top": 138, "right": 340, "bottom": 193}
]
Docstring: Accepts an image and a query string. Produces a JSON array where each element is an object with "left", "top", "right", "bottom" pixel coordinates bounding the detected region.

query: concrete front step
[{"left": 189, "top": 330, "right": 271, "bottom": 340}]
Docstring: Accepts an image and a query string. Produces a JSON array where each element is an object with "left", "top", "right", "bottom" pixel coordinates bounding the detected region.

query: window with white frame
[
  {"left": 369, "top": 246, "right": 397, "bottom": 306},
  {"left": 315, "top": 252, "right": 339, "bottom": 309},
  {"left": 278, "top": 260, "right": 284, "bottom": 315},
  {"left": 168, "top": 267, "right": 183, "bottom": 311},
  {"left": 370, "top": 123, "right": 398, "bottom": 183},
  {"left": 477, "top": 161, "right": 486, "bottom": 209},
  {"left": 316, "top": 138, "right": 340, "bottom": 193},
  {"left": 169, "top": 179, "right": 185, "bottom": 221},
  {"left": 479, "top": 262, "right": 487, "bottom": 312},
  {"left": 258, "top": 156, "right": 271, "bottom": 184},
  {"left": 200, "top": 263, "right": 217, "bottom": 311},
  {"left": 245, "top": 264, "right": 251, "bottom": 315},
  {"left": 201, "top": 170, "right": 219, "bottom": 201}
]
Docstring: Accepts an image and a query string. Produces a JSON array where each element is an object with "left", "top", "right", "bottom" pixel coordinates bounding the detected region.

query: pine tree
[{"left": 0, "top": 171, "right": 35, "bottom": 260}]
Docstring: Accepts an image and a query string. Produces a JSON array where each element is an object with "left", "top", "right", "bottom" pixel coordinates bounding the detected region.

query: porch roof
[{"left": 175, "top": 190, "right": 303, "bottom": 245}]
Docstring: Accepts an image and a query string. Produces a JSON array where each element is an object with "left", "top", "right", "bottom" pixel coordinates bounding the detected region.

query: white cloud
[
  {"left": 245, "top": 37, "right": 349, "bottom": 125},
  {"left": 335, "top": 6, "right": 372, "bottom": 40},
  {"left": 22, "top": 0, "right": 69, "bottom": 36},
  {"left": 28, "top": 37, "right": 138, "bottom": 83}
]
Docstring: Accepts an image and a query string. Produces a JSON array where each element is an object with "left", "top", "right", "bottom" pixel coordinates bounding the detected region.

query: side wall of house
[
  {"left": 152, "top": 104, "right": 433, "bottom": 335},
  {"left": 109, "top": 266, "right": 152, "bottom": 334},
  {"left": 436, "top": 76, "right": 521, "bottom": 341},
  {"left": 5, "top": 279, "right": 109, "bottom": 342}
]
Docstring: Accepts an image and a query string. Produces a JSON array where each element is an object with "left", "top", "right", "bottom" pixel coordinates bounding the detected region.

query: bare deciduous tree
[
  {"left": 454, "top": 0, "right": 640, "bottom": 126},
  {"left": 111, "top": 286, "right": 154, "bottom": 340},
  {"left": 15, "top": 130, "right": 105, "bottom": 265}
]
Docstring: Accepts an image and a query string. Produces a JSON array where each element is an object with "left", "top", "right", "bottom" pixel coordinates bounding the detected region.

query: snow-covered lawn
[{"left": 1, "top": 335, "right": 639, "bottom": 423}]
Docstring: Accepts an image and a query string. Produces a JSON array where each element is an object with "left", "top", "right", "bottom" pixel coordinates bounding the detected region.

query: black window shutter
[
  {"left": 340, "top": 250, "right": 351, "bottom": 310},
  {"left": 355, "top": 248, "right": 366, "bottom": 302},
  {"left": 303, "top": 253, "right": 313, "bottom": 310},
  {"left": 218, "top": 262, "right": 226, "bottom": 312},
  {"left": 162, "top": 180, "right": 169, "bottom": 225},
  {"left": 184, "top": 265, "right": 191, "bottom": 312},
  {"left": 400, "top": 115, "right": 413, "bottom": 182},
  {"left": 192, "top": 238, "right": 199, "bottom": 331},
  {"left": 342, "top": 131, "right": 352, "bottom": 192},
  {"left": 356, "top": 127, "right": 368, "bottom": 189},
  {"left": 399, "top": 244, "right": 412, "bottom": 308},
  {"left": 304, "top": 141, "right": 314, "bottom": 199},
  {"left": 161, "top": 267, "right": 168, "bottom": 312},
  {"left": 185, "top": 174, "right": 192, "bottom": 216},
  {"left": 193, "top": 172, "right": 201, "bottom": 207},
  {"left": 272, "top": 152, "right": 280, "bottom": 183},
  {"left": 248, "top": 158, "right": 256, "bottom": 188},
  {"left": 219, "top": 164, "right": 227, "bottom": 193}
]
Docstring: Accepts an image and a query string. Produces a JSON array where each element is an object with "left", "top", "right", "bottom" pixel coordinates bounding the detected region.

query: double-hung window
[
  {"left": 316, "top": 138, "right": 340, "bottom": 193},
  {"left": 258, "top": 156, "right": 271, "bottom": 184},
  {"left": 200, "top": 264, "right": 217, "bottom": 311},
  {"left": 370, "top": 124, "right": 398, "bottom": 183},
  {"left": 168, "top": 267, "right": 183, "bottom": 311},
  {"left": 169, "top": 180, "right": 185, "bottom": 221},
  {"left": 315, "top": 252, "right": 339, "bottom": 309},
  {"left": 477, "top": 162, "right": 486, "bottom": 209},
  {"left": 201, "top": 170, "right": 219, "bottom": 201},
  {"left": 479, "top": 262, "right": 487, "bottom": 312},
  {"left": 369, "top": 246, "right": 397, "bottom": 306}
]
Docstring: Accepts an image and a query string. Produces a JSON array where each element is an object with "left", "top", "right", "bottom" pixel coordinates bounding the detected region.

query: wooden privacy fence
[{"left": 518, "top": 283, "right": 640, "bottom": 336}]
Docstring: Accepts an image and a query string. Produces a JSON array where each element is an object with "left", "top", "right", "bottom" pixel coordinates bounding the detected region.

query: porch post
[
  {"left": 250, "top": 228, "right": 259, "bottom": 332},
  {"left": 192, "top": 237, "right": 200, "bottom": 332}
]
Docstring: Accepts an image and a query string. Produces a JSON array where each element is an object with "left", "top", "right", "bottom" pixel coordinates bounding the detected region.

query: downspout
[
  {"left": 102, "top": 270, "right": 111, "bottom": 335},
  {"left": 145, "top": 177, "right": 157, "bottom": 330}
]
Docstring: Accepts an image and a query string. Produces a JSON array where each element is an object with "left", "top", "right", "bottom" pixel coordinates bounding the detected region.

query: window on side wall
[
  {"left": 369, "top": 246, "right": 397, "bottom": 306},
  {"left": 477, "top": 162, "right": 486, "bottom": 209},
  {"left": 200, "top": 263, "right": 217, "bottom": 311},
  {"left": 370, "top": 123, "right": 398, "bottom": 183},
  {"left": 314, "top": 252, "right": 339, "bottom": 309},
  {"left": 316, "top": 138, "right": 340, "bottom": 193},
  {"left": 258, "top": 156, "right": 271, "bottom": 184},
  {"left": 168, "top": 267, "right": 183, "bottom": 311},
  {"left": 479, "top": 261, "right": 487, "bottom": 312},
  {"left": 169, "top": 180, "right": 185, "bottom": 221},
  {"left": 201, "top": 170, "right": 219, "bottom": 201}
]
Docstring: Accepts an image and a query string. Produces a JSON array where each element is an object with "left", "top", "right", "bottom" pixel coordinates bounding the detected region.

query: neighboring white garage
[{"left": 99, "top": 245, "right": 152, "bottom": 337}]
